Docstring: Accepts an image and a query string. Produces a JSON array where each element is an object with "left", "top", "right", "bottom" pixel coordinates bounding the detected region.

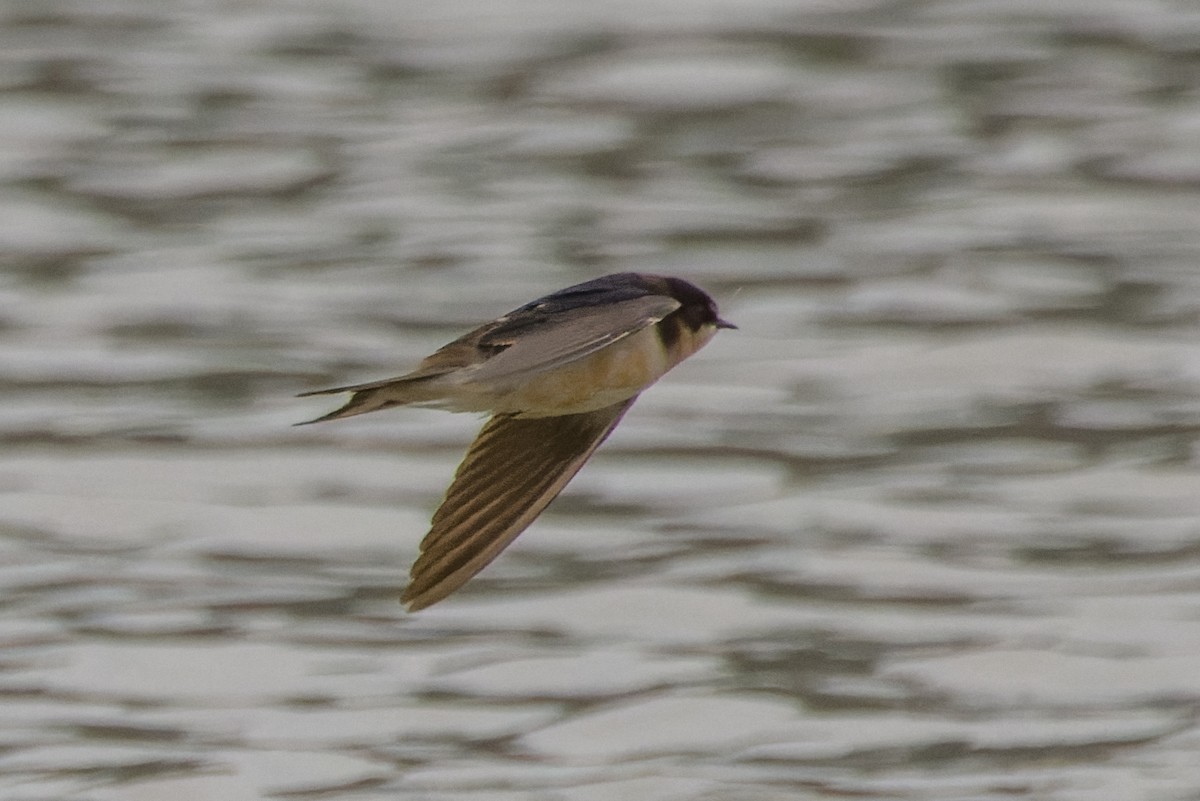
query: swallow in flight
[{"left": 299, "top": 272, "right": 735, "bottom": 610}]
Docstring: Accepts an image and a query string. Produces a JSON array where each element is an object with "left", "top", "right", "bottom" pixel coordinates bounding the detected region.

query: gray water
[{"left": 4, "top": 1, "right": 1200, "bottom": 799}]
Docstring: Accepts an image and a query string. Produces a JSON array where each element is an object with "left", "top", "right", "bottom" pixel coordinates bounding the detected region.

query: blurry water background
[{"left": 4, "top": 0, "right": 1200, "bottom": 799}]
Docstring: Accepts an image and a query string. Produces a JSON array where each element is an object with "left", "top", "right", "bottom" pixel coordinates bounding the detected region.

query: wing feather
[
  {"left": 466, "top": 296, "right": 679, "bottom": 384},
  {"left": 401, "top": 398, "right": 636, "bottom": 610}
]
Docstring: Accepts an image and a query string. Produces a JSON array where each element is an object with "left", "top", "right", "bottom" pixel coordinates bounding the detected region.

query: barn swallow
[{"left": 299, "top": 272, "right": 735, "bottom": 610}]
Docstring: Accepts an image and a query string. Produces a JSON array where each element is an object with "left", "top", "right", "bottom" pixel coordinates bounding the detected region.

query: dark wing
[
  {"left": 401, "top": 398, "right": 636, "bottom": 610},
  {"left": 465, "top": 295, "right": 679, "bottom": 384}
]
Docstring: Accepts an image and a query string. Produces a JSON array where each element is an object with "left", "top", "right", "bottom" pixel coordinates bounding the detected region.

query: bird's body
[{"left": 299, "top": 272, "right": 734, "bottom": 610}]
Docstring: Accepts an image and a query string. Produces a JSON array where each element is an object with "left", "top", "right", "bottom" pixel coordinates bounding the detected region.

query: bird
[{"left": 298, "top": 272, "right": 735, "bottom": 610}]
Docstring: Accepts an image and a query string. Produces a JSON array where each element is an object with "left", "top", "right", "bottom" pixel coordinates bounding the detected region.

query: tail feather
[
  {"left": 296, "top": 375, "right": 412, "bottom": 398},
  {"left": 295, "top": 375, "right": 437, "bottom": 425}
]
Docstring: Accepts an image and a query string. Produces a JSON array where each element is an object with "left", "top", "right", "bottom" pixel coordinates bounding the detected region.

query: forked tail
[{"left": 295, "top": 375, "right": 437, "bottom": 425}]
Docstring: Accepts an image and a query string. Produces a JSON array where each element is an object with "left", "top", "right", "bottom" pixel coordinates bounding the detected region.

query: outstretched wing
[{"left": 402, "top": 398, "right": 636, "bottom": 610}]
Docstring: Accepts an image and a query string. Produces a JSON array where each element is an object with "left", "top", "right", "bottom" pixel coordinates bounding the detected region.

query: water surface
[{"left": 3, "top": 1, "right": 1200, "bottom": 799}]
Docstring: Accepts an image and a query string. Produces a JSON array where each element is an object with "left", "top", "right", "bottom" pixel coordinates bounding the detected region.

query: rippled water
[{"left": 4, "top": 1, "right": 1200, "bottom": 799}]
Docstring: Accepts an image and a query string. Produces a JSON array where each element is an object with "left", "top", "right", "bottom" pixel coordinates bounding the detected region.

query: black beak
[{"left": 716, "top": 318, "right": 737, "bottom": 330}]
